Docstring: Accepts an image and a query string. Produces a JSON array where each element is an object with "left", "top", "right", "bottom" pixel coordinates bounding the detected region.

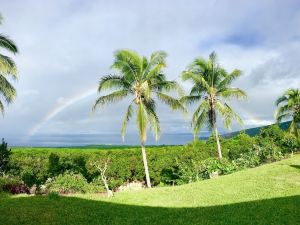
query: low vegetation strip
[
  {"left": 0, "top": 155, "right": 299, "bottom": 225},
  {"left": 5, "top": 125, "right": 298, "bottom": 190}
]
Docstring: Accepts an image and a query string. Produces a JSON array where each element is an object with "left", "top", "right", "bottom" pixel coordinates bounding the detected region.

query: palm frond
[
  {"left": 275, "top": 105, "right": 291, "bottom": 122},
  {"left": 137, "top": 102, "right": 148, "bottom": 142},
  {"left": 181, "top": 71, "right": 210, "bottom": 91},
  {"left": 0, "top": 34, "right": 18, "bottom": 54},
  {"left": 0, "top": 54, "right": 18, "bottom": 78},
  {"left": 121, "top": 102, "right": 134, "bottom": 141},
  {"left": 149, "top": 51, "right": 167, "bottom": 66},
  {"left": 275, "top": 95, "right": 288, "bottom": 106},
  {"left": 0, "top": 100, "right": 4, "bottom": 115},
  {"left": 98, "top": 75, "right": 129, "bottom": 92},
  {"left": 180, "top": 95, "right": 201, "bottom": 106},
  {"left": 218, "top": 87, "right": 247, "bottom": 100},
  {"left": 217, "top": 69, "right": 242, "bottom": 88},
  {"left": 0, "top": 74, "right": 17, "bottom": 103},
  {"left": 92, "top": 90, "right": 129, "bottom": 110},
  {"left": 144, "top": 99, "right": 160, "bottom": 140},
  {"left": 156, "top": 81, "right": 185, "bottom": 97},
  {"left": 111, "top": 49, "right": 142, "bottom": 80},
  {"left": 193, "top": 111, "right": 208, "bottom": 139},
  {"left": 191, "top": 100, "right": 209, "bottom": 125},
  {"left": 216, "top": 102, "right": 243, "bottom": 129},
  {"left": 156, "top": 92, "right": 186, "bottom": 113}
]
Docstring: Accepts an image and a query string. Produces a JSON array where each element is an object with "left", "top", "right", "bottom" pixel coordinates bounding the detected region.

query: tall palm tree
[
  {"left": 0, "top": 14, "right": 18, "bottom": 113},
  {"left": 275, "top": 88, "right": 300, "bottom": 140},
  {"left": 181, "top": 52, "right": 247, "bottom": 158},
  {"left": 93, "top": 49, "right": 185, "bottom": 188}
]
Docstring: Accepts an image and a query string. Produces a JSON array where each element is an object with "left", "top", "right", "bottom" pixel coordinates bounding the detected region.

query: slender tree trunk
[
  {"left": 101, "top": 174, "right": 113, "bottom": 198},
  {"left": 214, "top": 125, "right": 222, "bottom": 159},
  {"left": 141, "top": 141, "right": 151, "bottom": 188}
]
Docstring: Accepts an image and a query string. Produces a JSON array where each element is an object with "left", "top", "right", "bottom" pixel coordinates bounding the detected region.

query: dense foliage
[
  {"left": 4, "top": 125, "right": 299, "bottom": 193},
  {"left": 0, "top": 139, "right": 11, "bottom": 174},
  {"left": 44, "top": 172, "right": 104, "bottom": 194},
  {"left": 0, "top": 175, "right": 29, "bottom": 194}
]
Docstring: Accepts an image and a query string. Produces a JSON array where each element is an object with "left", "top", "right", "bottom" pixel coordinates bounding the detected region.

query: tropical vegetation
[{"left": 0, "top": 124, "right": 297, "bottom": 192}]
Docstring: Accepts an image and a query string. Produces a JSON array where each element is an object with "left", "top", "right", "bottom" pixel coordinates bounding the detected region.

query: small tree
[
  {"left": 0, "top": 138, "right": 11, "bottom": 175},
  {"left": 92, "top": 159, "right": 113, "bottom": 198}
]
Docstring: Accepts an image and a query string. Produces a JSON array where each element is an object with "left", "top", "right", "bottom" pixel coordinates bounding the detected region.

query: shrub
[
  {"left": 255, "top": 142, "right": 283, "bottom": 162},
  {"left": 0, "top": 175, "right": 30, "bottom": 194},
  {"left": 225, "top": 133, "right": 256, "bottom": 160},
  {"left": 45, "top": 172, "right": 104, "bottom": 194},
  {"left": 234, "top": 151, "right": 261, "bottom": 168},
  {"left": 198, "top": 158, "right": 237, "bottom": 179},
  {"left": 280, "top": 133, "right": 299, "bottom": 154},
  {"left": 0, "top": 139, "right": 11, "bottom": 175},
  {"left": 45, "top": 172, "right": 89, "bottom": 194},
  {"left": 257, "top": 125, "right": 285, "bottom": 147},
  {"left": 9, "top": 153, "right": 48, "bottom": 186}
]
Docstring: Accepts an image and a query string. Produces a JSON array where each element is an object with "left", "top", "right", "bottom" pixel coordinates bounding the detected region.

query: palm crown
[
  {"left": 93, "top": 49, "right": 185, "bottom": 142},
  {"left": 275, "top": 88, "right": 300, "bottom": 138},
  {"left": 0, "top": 15, "right": 18, "bottom": 113},
  {"left": 182, "top": 52, "right": 246, "bottom": 135}
]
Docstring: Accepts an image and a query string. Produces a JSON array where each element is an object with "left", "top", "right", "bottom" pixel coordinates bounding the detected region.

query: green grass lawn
[{"left": 1, "top": 155, "right": 300, "bottom": 225}]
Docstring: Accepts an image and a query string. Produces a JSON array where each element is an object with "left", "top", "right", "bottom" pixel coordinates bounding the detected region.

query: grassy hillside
[{"left": 1, "top": 155, "right": 299, "bottom": 225}]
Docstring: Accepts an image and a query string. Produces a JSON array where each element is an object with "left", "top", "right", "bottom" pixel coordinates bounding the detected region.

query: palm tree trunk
[
  {"left": 214, "top": 125, "right": 222, "bottom": 159},
  {"left": 141, "top": 141, "right": 151, "bottom": 188}
]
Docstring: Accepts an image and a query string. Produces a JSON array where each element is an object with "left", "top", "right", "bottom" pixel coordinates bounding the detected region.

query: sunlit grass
[{"left": 1, "top": 155, "right": 299, "bottom": 225}]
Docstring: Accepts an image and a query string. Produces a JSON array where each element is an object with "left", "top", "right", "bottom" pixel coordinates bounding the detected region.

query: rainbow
[
  {"left": 28, "top": 86, "right": 98, "bottom": 136},
  {"left": 28, "top": 87, "right": 273, "bottom": 137}
]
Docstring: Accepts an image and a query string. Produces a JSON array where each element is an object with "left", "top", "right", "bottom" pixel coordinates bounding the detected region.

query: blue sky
[{"left": 0, "top": 0, "right": 300, "bottom": 145}]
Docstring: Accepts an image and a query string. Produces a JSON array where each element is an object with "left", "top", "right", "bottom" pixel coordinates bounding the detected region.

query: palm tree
[
  {"left": 181, "top": 52, "right": 247, "bottom": 158},
  {"left": 0, "top": 14, "right": 18, "bottom": 113},
  {"left": 93, "top": 49, "right": 185, "bottom": 188},
  {"left": 275, "top": 88, "right": 300, "bottom": 140}
]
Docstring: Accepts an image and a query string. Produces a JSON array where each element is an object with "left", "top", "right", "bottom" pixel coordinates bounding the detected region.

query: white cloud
[{"left": 0, "top": 0, "right": 300, "bottom": 145}]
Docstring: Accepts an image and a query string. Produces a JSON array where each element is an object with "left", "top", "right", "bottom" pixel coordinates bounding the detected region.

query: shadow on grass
[
  {"left": 290, "top": 164, "right": 300, "bottom": 170},
  {"left": 0, "top": 195, "right": 299, "bottom": 225}
]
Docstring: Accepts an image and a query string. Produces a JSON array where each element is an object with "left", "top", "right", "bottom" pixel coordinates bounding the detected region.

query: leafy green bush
[
  {"left": 280, "top": 133, "right": 299, "bottom": 154},
  {"left": 225, "top": 133, "right": 256, "bottom": 160},
  {"left": 45, "top": 172, "right": 104, "bottom": 194},
  {"left": 234, "top": 151, "right": 260, "bottom": 168},
  {"left": 255, "top": 142, "right": 283, "bottom": 162},
  {"left": 258, "top": 125, "right": 285, "bottom": 145},
  {"left": 9, "top": 153, "right": 48, "bottom": 186},
  {"left": 46, "top": 172, "right": 88, "bottom": 194},
  {"left": 198, "top": 158, "right": 237, "bottom": 179}
]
